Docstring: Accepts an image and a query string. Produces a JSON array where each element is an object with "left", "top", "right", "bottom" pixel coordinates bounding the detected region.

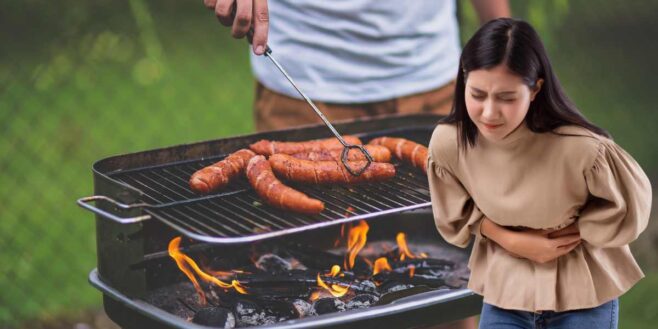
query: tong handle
[{"left": 245, "top": 30, "right": 373, "bottom": 176}]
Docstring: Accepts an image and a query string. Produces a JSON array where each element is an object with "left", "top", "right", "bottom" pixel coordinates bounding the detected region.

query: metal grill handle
[
  {"left": 77, "top": 196, "right": 151, "bottom": 224},
  {"left": 247, "top": 31, "right": 373, "bottom": 176}
]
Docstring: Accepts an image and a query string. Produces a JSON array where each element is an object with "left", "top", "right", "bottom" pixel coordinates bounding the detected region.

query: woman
[{"left": 428, "top": 18, "right": 652, "bottom": 328}]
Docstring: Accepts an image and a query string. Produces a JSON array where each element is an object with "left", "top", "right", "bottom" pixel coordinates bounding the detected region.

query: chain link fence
[{"left": 1, "top": 1, "right": 657, "bottom": 328}]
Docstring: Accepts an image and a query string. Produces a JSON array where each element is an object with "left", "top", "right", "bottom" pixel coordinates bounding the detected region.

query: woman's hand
[
  {"left": 480, "top": 217, "right": 581, "bottom": 264},
  {"left": 204, "top": 0, "right": 269, "bottom": 55}
]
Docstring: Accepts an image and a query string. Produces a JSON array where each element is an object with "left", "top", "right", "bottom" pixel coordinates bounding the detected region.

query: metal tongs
[{"left": 246, "top": 32, "right": 373, "bottom": 176}]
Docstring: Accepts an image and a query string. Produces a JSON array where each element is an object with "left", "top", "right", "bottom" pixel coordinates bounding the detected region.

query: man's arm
[{"left": 470, "top": 0, "right": 511, "bottom": 24}]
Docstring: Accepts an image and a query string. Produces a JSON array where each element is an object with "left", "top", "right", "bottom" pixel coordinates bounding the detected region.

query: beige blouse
[{"left": 427, "top": 122, "right": 652, "bottom": 312}]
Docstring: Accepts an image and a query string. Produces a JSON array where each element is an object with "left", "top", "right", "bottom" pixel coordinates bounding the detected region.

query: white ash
[{"left": 292, "top": 299, "right": 313, "bottom": 318}]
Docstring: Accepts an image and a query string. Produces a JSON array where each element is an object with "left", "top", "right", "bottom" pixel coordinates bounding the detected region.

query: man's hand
[
  {"left": 481, "top": 217, "right": 581, "bottom": 264},
  {"left": 204, "top": 0, "right": 269, "bottom": 55}
]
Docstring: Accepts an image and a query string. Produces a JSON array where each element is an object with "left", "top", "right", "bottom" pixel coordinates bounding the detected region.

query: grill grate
[{"left": 105, "top": 130, "right": 433, "bottom": 243}]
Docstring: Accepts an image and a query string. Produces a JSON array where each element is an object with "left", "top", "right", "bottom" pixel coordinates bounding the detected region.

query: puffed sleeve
[
  {"left": 427, "top": 153, "right": 486, "bottom": 248},
  {"left": 578, "top": 139, "right": 652, "bottom": 248}
]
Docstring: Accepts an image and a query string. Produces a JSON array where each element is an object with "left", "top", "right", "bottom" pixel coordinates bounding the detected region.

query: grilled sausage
[
  {"left": 246, "top": 155, "right": 325, "bottom": 214},
  {"left": 268, "top": 154, "right": 396, "bottom": 184},
  {"left": 189, "top": 149, "right": 256, "bottom": 194},
  {"left": 291, "top": 145, "right": 392, "bottom": 162},
  {"left": 368, "top": 137, "right": 428, "bottom": 173},
  {"left": 249, "top": 136, "right": 363, "bottom": 156}
]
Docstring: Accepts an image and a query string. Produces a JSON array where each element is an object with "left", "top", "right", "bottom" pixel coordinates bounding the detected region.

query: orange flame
[
  {"left": 409, "top": 265, "right": 416, "bottom": 278},
  {"left": 309, "top": 290, "right": 322, "bottom": 301},
  {"left": 372, "top": 257, "right": 392, "bottom": 276},
  {"left": 327, "top": 264, "right": 341, "bottom": 277},
  {"left": 168, "top": 237, "right": 207, "bottom": 305},
  {"left": 344, "top": 220, "right": 369, "bottom": 270},
  {"left": 168, "top": 237, "right": 248, "bottom": 301},
  {"left": 396, "top": 232, "right": 425, "bottom": 260},
  {"left": 313, "top": 265, "right": 349, "bottom": 298}
]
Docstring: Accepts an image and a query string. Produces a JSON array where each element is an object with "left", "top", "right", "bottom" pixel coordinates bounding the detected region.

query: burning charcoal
[
  {"left": 234, "top": 270, "right": 315, "bottom": 298},
  {"left": 286, "top": 243, "right": 370, "bottom": 274},
  {"left": 259, "top": 298, "right": 301, "bottom": 321},
  {"left": 390, "top": 258, "right": 455, "bottom": 271},
  {"left": 192, "top": 307, "right": 236, "bottom": 328},
  {"left": 144, "top": 283, "right": 198, "bottom": 319},
  {"left": 346, "top": 294, "right": 379, "bottom": 310},
  {"left": 234, "top": 299, "right": 277, "bottom": 327},
  {"left": 311, "top": 298, "right": 346, "bottom": 315},
  {"left": 292, "top": 299, "right": 313, "bottom": 318},
  {"left": 235, "top": 270, "right": 377, "bottom": 297},
  {"left": 358, "top": 279, "right": 378, "bottom": 292},
  {"left": 378, "top": 281, "right": 414, "bottom": 294},
  {"left": 373, "top": 271, "right": 450, "bottom": 289},
  {"left": 255, "top": 254, "right": 292, "bottom": 274}
]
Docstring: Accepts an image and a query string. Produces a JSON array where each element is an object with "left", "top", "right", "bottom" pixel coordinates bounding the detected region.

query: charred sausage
[
  {"left": 246, "top": 155, "right": 325, "bottom": 214},
  {"left": 291, "top": 145, "right": 391, "bottom": 162},
  {"left": 249, "top": 136, "right": 362, "bottom": 156},
  {"left": 268, "top": 154, "right": 396, "bottom": 184},
  {"left": 190, "top": 149, "right": 256, "bottom": 193},
  {"left": 368, "top": 137, "right": 428, "bottom": 173}
]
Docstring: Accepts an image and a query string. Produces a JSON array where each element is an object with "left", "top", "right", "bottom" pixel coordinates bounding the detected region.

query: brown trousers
[
  {"left": 252, "top": 81, "right": 478, "bottom": 329},
  {"left": 253, "top": 81, "right": 455, "bottom": 132}
]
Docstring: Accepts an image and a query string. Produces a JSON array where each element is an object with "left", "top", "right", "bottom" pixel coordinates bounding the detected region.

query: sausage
[
  {"left": 246, "top": 155, "right": 325, "bottom": 214},
  {"left": 268, "top": 154, "right": 396, "bottom": 184},
  {"left": 189, "top": 149, "right": 256, "bottom": 193},
  {"left": 249, "top": 136, "right": 363, "bottom": 156},
  {"left": 291, "top": 145, "right": 392, "bottom": 162},
  {"left": 368, "top": 137, "right": 428, "bottom": 173}
]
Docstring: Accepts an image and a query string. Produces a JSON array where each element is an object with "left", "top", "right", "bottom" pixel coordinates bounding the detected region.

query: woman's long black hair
[{"left": 441, "top": 18, "right": 609, "bottom": 150}]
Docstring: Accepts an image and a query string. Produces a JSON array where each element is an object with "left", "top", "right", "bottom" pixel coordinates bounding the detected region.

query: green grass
[
  {"left": 0, "top": 1, "right": 254, "bottom": 326},
  {"left": 619, "top": 273, "right": 658, "bottom": 329}
]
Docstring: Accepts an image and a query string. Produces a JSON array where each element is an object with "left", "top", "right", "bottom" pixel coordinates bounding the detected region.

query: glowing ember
[
  {"left": 309, "top": 290, "right": 322, "bottom": 301},
  {"left": 372, "top": 257, "right": 392, "bottom": 276},
  {"left": 344, "top": 220, "right": 369, "bottom": 270},
  {"left": 396, "top": 232, "right": 425, "bottom": 260},
  {"left": 168, "top": 237, "right": 248, "bottom": 303},
  {"left": 344, "top": 206, "right": 355, "bottom": 217}
]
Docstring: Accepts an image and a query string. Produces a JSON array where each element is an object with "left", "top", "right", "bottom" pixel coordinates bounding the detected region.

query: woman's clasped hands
[{"left": 480, "top": 217, "right": 582, "bottom": 264}]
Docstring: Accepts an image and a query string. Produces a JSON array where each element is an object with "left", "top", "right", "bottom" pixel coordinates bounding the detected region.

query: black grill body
[{"left": 82, "top": 114, "right": 483, "bottom": 328}]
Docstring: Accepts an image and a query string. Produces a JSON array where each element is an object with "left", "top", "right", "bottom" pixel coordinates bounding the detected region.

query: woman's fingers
[
  {"left": 556, "top": 240, "right": 581, "bottom": 258},
  {"left": 551, "top": 234, "right": 581, "bottom": 248},
  {"left": 548, "top": 223, "right": 580, "bottom": 238},
  {"left": 251, "top": 0, "right": 269, "bottom": 55}
]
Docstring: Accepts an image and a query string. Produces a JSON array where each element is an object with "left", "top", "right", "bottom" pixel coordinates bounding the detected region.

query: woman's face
[{"left": 464, "top": 64, "right": 542, "bottom": 142}]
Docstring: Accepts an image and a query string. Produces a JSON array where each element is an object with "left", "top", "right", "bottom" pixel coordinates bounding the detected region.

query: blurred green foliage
[{"left": 1, "top": 0, "right": 657, "bottom": 328}]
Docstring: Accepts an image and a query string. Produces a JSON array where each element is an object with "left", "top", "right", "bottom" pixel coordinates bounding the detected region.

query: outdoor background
[{"left": 1, "top": 0, "right": 657, "bottom": 328}]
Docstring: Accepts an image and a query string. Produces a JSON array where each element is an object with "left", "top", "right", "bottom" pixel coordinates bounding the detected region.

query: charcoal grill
[{"left": 78, "top": 113, "right": 483, "bottom": 328}]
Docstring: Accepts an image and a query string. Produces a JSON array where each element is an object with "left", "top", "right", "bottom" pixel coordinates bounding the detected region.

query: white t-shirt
[{"left": 250, "top": 0, "right": 461, "bottom": 103}]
